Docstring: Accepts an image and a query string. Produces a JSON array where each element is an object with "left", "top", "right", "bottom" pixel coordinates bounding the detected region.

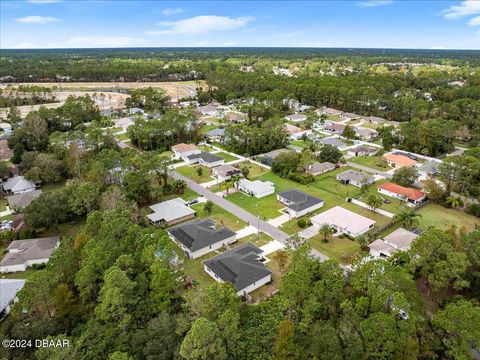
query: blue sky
[{"left": 1, "top": 0, "right": 479, "bottom": 49}]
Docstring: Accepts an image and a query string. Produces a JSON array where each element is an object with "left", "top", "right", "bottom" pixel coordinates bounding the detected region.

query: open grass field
[
  {"left": 349, "top": 155, "right": 390, "bottom": 172},
  {"left": 417, "top": 204, "right": 480, "bottom": 232},
  {"left": 309, "top": 234, "right": 361, "bottom": 264},
  {"left": 191, "top": 202, "right": 246, "bottom": 231},
  {"left": 214, "top": 152, "right": 238, "bottom": 163},
  {"left": 176, "top": 165, "right": 214, "bottom": 183},
  {"left": 226, "top": 192, "right": 284, "bottom": 220}
]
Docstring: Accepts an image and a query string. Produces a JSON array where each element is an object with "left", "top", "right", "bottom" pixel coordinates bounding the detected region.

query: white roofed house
[
  {"left": 316, "top": 107, "right": 343, "bottom": 117},
  {"left": 304, "top": 161, "right": 336, "bottom": 176},
  {"left": 341, "top": 112, "right": 362, "bottom": 121},
  {"left": 285, "top": 114, "right": 307, "bottom": 123},
  {"left": 2, "top": 176, "right": 37, "bottom": 195},
  {"left": 284, "top": 123, "right": 311, "bottom": 140},
  {"left": 204, "top": 242, "right": 272, "bottom": 296},
  {"left": 354, "top": 127, "right": 377, "bottom": 140},
  {"left": 147, "top": 198, "right": 196, "bottom": 226},
  {"left": 185, "top": 152, "right": 225, "bottom": 168},
  {"left": 238, "top": 178, "right": 275, "bottom": 198},
  {"left": 0, "top": 279, "right": 25, "bottom": 320},
  {"left": 319, "top": 137, "right": 347, "bottom": 150},
  {"left": 0, "top": 236, "right": 60, "bottom": 273},
  {"left": 347, "top": 146, "right": 379, "bottom": 157},
  {"left": 310, "top": 206, "right": 376, "bottom": 238},
  {"left": 277, "top": 189, "right": 324, "bottom": 218},
  {"left": 172, "top": 143, "right": 201, "bottom": 161},
  {"left": 167, "top": 219, "right": 237, "bottom": 259},
  {"left": 365, "top": 116, "right": 387, "bottom": 125},
  {"left": 368, "top": 228, "right": 418, "bottom": 259},
  {"left": 336, "top": 170, "right": 375, "bottom": 188}
]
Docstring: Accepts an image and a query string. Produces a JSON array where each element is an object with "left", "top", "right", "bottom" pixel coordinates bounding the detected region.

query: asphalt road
[{"left": 170, "top": 170, "right": 330, "bottom": 261}]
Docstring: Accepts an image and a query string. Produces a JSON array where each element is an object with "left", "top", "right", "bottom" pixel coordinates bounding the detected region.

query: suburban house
[
  {"left": 225, "top": 112, "right": 246, "bottom": 123},
  {"left": 6, "top": 189, "right": 42, "bottom": 211},
  {"left": 172, "top": 143, "right": 201, "bottom": 160},
  {"left": 238, "top": 178, "right": 275, "bottom": 198},
  {"left": 378, "top": 182, "right": 427, "bottom": 205},
  {"left": 167, "top": 219, "right": 237, "bottom": 259},
  {"left": 147, "top": 198, "right": 196, "bottom": 226},
  {"left": 347, "top": 146, "right": 379, "bottom": 157},
  {"left": 354, "top": 127, "right": 377, "bottom": 140},
  {"left": 0, "top": 279, "right": 25, "bottom": 320},
  {"left": 324, "top": 122, "right": 346, "bottom": 134},
  {"left": 368, "top": 228, "right": 418, "bottom": 259},
  {"left": 203, "top": 242, "right": 272, "bottom": 296},
  {"left": 284, "top": 123, "right": 311, "bottom": 140},
  {"left": 417, "top": 161, "right": 440, "bottom": 178},
  {"left": 185, "top": 152, "right": 225, "bottom": 168},
  {"left": 261, "top": 149, "right": 291, "bottom": 166},
  {"left": 365, "top": 116, "right": 387, "bottom": 125},
  {"left": 1, "top": 176, "right": 37, "bottom": 195},
  {"left": 205, "top": 128, "right": 225, "bottom": 141},
  {"left": 114, "top": 117, "right": 135, "bottom": 132},
  {"left": 197, "top": 104, "right": 220, "bottom": 117},
  {"left": 285, "top": 113, "right": 307, "bottom": 122},
  {"left": 337, "top": 170, "right": 375, "bottom": 187},
  {"left": 0, "top": 236, "right": 60, "bottom": 273},
  {"left": 213, "top": 164, "right": 242, "bottom": 182},
  {"left": 126, "top": 107, "right": 144, "bottom": 115},
  {"left": 317, "top": 107, "right": 343, "bottom": 117},
  {"left": 310, "top": 206, "right": 376, "bottom": 237},
  {"left": 277, "top": 189, "right": 324, "bottom": 218},
  {"left": 341, "top": 112, "right": 362, "bottom": 121},
  {"left": 304, "top": 161, "right": 336, "bottom": 176},
  {"left": 383, "top": 153, "right": 417, "bottom": 168},
  {"left": 320, "top": 137, "right": 347, "bottom": 150}
]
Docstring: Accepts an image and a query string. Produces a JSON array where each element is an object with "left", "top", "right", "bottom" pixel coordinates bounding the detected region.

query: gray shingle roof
[
  {"left": 278, "top": 189, "right": 323, "bottom": 212},
  {"left": 206, "top": 128, "right": 225, "bottom": 137},
  {"left": 6, "top": 190, "right": 42, "bottom": 210},
  {"left": 320, "top": 138, "right": 346, "bottom": 149},
  {"left": 186, "top": 152, "right": 223, "bottom": 163},
  {"left": 0, "top": 279, "right": 25, "bottom": 313},
  {"left": 337, "top": 170, "right": 374, "bottom": 183},
  {"left": 204, "top": 242, "right": 272, "bottom": 291},
  {"left": 168, "top": 219, "right": 236, "bottom": 252},
  {"left": 1, "top": 237, "right": 59, "bottom": 267}
]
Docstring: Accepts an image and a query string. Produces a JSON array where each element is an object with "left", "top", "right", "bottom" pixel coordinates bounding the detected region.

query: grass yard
[
  {"left": 349, "top": 155, "right": 390, "bottom": 172},
  {"left": 176, "top": 165, "right": 214, "bottom": 183},
  {"left": 200, "top": 124, "right": 218, "bottom": 134},
  {"left": 115, "top": 132, "right": 130, "bottom": 141},
  {"left": 182, "top": 255, "right": 216, "bottom": 290},
  {"left": 289, "top": 140, "right": 309, "bottom": 148},
  {"left": 226, "top": 192, "right": 284, "bottom": 220},
  {"left": 1, "top": 268, "right": 45, "bottom": 280},
  {"left": 159, "top": 150, "right": 173, "bottom": 158},
  {"left": 236, "top": 232, "right": 273, "bottom": 248},
  {"left": 191, "top": 203, "right": 246, "bottom": 231},
  {"left": 417, "top": 204, "right": 480, "bottom": 232},
  {"left": 210, "top": 141, "right": 226, "bottom": 149},
  {"left": 199, "top": 144, "right": 215, "bottom": 152},
  {"left": 38, "top": 217, "right": 86, "bottom": 238},
  {"left": 214, "top": 152, "right": 238, "bottom": 163},
  {"left": 309, "top": 234, "right": 361, "bottom": 264},
  {"left": 250, "top": 250, "right": 286, "bottom": 302},
  {"left": 0, "top": 198, "right": 7, "bottom": 212},
  {"left": 179, "top": 188, "right": 199, "bottom": 201},
  {"left": 238, "top": 161, "right": 270, "bottom": 178}
]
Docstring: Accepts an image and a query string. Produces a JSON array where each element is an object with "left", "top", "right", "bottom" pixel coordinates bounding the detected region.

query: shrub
[
  {"left": 467, "top": 203, "right": 480, "bottom": 217},
  {"left": 297, "top": 219, "right": 307, "bottom": 228}
]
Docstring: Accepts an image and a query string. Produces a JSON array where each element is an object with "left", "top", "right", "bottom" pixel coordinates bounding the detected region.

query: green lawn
[
  {"left": 289, "top": 140, "right": 309, "bottom": 148},
  {"left": 180, "top": 188, "right": 199, "bottom": 201},
  {"left": 191, "top": 203, "right": 246, "bottom": 231},
  {"left": 211, "top": 141, "right": 226, "bottom": 149},
  {"left": 236, "top": 232, "right": 273, "bottom": 248},
  {"left": 201, "top": 124, "right": 218, "bottom": 134},
  {"left": 0, "top": 198, "right": 7, "bottom": 212},
  {"left": 238, "top": 161, "right": 270, "bottom": 178},
  {"left": 182, "top": 254, "right": 215, "bottom": 290},
  {"left": 249, "top": 250, "right": 285, "bottom": 302},
  {"left": 38, "top": 217, "right": 86, "bottom": 238},
  {"left": 417, "top": 204, "right": 480, "bottom": 232},
  {"left": 1, "top": 268, "right": 45, "bottom": 280},
  {"left": 115, "top": 132, "right": 130, "bottom": 141},
  {"left": 214, "top": 152, "right": 238, "bottom": 163},
  {"left": 359, "top": 181, "right": 408, "bottom": 215},
  {"left": 226, "top": 192, "right": 284, "bottom": 220},
  {"left": 349, "top": 155, "right": 390, "bottom": 172},
  {"left": 176, "top": 165, "right": 214, "bottom": 183},
  {"left": 309, "top": 234, "right": 361, "bottom": 264}
]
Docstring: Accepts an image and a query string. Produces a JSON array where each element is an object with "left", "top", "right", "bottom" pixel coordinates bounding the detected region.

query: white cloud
[
  {"left": 469, "top": 15, "right": 480, "bottom": 26},
  {"left": 16, "top": 15, "right": 60, "bottom": 24},
  {"left": 66, "top": 36, "right": 142, "bottom": 47},
  {"left": 27, "top": 0, "right": 62, "bottom": 3},
  {"left": 161, "top": 7, "right": 185, "bottom": 16},
  {"left": 357, "top": 0, "right": 393, "bottom": 8},
  {"left": 146, "top": 15, "right": 253, "bottom": 36},
  {"left": 441, "top": 1, "right": 480, "bottom": 19}
]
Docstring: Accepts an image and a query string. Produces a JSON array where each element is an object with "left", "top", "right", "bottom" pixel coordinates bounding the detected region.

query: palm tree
[
  {"left": 319, "top": 223, "right": 334, "bottom": 243},
  {"left": 393, "top": 208, "right": 422, "bottom": 230},
  {"left": 172, "top": 180, "right": 186, "bottom": 194},
  {"left": 231, "top": 174, "right": 242, "bottom": 188},
  {"left": 445, "top": 196, "right": 462, "bottom": 209}
]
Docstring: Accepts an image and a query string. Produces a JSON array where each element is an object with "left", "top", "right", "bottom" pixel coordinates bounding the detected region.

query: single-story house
[
  {"left": 365, "top": 116, "right": 387, "bottom": 125},
  {"left": 336, "top": 170, "right": 375, "bottom": 187},
  {"left": 285, "top": 114, "right": 307, "bottom": 123},
  {"left": 204, "top": 242, "right": 272, "bottom": 296},
  {"left": 324, "top": 122, "right": 346, "bottom": 134},
  {"left": 417, "top": 161, "right": 440, "bottom": 178},
  {"left": 2, "top": 176, "right": 37, "bottom": 195},
  {"left": 147, "top": 198, "right": 196, "bottom": 226},
  {"left": 347, "top": 146, "right": 378, "bottom": 157},
  {"left": 378, "top": 182, "right": 426, "bottom": 205},
  {"left": 114, "top": 117, "right": 135, "bottom": 132},
  {"left": 277, "top": 189, "right": 324, "bottom": 218},
  {"left": 368, "top": 228, "right": 418, "bottom": 259},
  {"left": 126, "top": 107, "right": 144, "bottom": 115},
  {"left": 354, "top": 127, "right": 377, "bottom": 140},
  {"left": 205, "top": 128, "right": 225, "bottom": 141},
  {"left": 225, "top": 112, "right": 246, "bottom": 123},
  {"left": 213, "top": 164, "right": 242, "bottom": 182},
  {"left": 341, "top": 112, "right": 362, "bottom": 121},
  {"left": 310, "top": 206, "right": 376, "bottom": 237},
  {"left": 0, "top": 279, "right": 25, "bottom": 320},
  {"left": 197, "top": 104, "right": 220, "bottom": 117},
  {"left": 383, "top": 153, "right": 417, "bottom": 168},
  {"left": 238, "top": 178, "right": 275, "bottom": 198},
  {"left": 167, "top": 219, "right": 237, "bottom": 259},
  {"left": 6, "top": 189, "right": 42, "bottom": 210},
  {"left": 172, "top": 143, "right": 201, "bottom": 160},
  {"left": 304, "top": 161, "right": 335, "bottom": 176},
  {"left": 285, "top": 123, "right": 311, "bottom": 140},
  {"left": 261, "top": 149, "right": 291, "bottom": 166},
  {"left": 0, "top": 236, "right": 60, "bottom": 273},
  {"left": 185, "top": 152, "right": 225, "bottom": 168},
  {"left": 320, "top": 137, "right": 347, "bottom": 150},
  {"left": 316, "top": 107, "right": 343, "bottom": 117}
]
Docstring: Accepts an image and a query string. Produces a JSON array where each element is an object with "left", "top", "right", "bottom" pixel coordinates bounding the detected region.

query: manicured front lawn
[
  {"left": 236, "top": 232, "right": 273, "bottom": 248},
  {"left": 214, "top": 152, "right": 238, "bottom": 163},
  {"left": 238, "top": 161, "right": 270, "bottom": 178},
  {"left": 289, "top": 140, "right": 309, "bottom": 148},
  {"left": 309, "top": 234, "right": 361, "bottom": 264},
  {"left": 349, "top": 155, "right": 390, "bottom": 172},
  {"left": 179, "top": 188, "right": 199, "bottom": 201},
  {"left": 417, "top": 204, "right": 480, "bottom": 232},
  {"left": 191, "top": 203, "right": 246, "bottom": 231},
  {"left": 225, "top": 192, "right": 284, "bottom": 220},
  {"left": 176, "top": 165, "right": 214, "bottom": 183}
]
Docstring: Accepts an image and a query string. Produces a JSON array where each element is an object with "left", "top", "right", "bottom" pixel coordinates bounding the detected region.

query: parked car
[
  {"left": 382, "top": 198, "right": 391, "bottom": 204},
  {"left": 187, "top": 199, "right": 199, "bottom": 206}
]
